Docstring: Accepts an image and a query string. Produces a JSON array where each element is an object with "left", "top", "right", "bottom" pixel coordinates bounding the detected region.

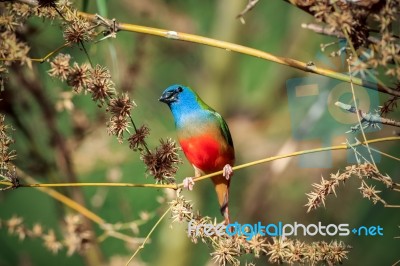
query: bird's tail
[{"left": 211, "top": 175, "right": 230, "bottom": 225}]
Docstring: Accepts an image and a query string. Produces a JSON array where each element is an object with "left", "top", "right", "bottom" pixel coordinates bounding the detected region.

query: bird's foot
[
  {"left": 222, "top": 164, "right": 233, "bottom": 180},
  {"left": 183, "top": 177, "right": 195, "bottom": 191}
]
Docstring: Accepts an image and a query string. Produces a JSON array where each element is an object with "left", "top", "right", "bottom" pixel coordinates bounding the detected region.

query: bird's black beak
[
  {"left": 159, "top": 91, "right": 177, "bottom": 104},
  {"left": 159, "top": 95, "right": 168, "bottom": 103}
]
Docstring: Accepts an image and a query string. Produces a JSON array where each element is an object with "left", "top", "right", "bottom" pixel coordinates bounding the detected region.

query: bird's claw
[
  {"left": 183, "top": 177, "right": 195, "bottom": 191},
  {"left": 222, "top": 164, "right": 233, "bottom": 180}
]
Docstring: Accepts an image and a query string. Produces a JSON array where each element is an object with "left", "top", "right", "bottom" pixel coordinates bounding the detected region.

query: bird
[{"left": 159, "top": 84, "right": 235, "bottom": 224}]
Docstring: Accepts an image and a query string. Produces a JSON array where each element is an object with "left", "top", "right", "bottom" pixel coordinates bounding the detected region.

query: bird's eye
[{"left": 177, "top": 86, "right": 183, "bottom": 92}]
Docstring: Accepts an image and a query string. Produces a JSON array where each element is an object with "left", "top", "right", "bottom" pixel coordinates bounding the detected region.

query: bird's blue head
[
  {"left": 159, "top": 84, "right": 204, "bottom": 118},
  {"left": 159, "top": 84, "right": 211, "bottom": 127}
]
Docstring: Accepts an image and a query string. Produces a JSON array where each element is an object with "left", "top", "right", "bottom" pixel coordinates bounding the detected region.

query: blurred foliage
[{"left": 0, "top": 0, "right": 399, "bottom": 265}]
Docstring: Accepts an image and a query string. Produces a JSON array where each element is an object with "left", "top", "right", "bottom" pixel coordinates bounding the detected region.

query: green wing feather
[
  {"left": 214, "top": 112, "right": 234, "bottom": 148},
  {"left": 193, "top": 89, "right": 234, "bottom": 149}
]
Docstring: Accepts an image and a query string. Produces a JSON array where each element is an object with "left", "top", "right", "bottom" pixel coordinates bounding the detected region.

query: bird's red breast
[{"left": 179, "top": 133, "right": 233, "bottom": 173}]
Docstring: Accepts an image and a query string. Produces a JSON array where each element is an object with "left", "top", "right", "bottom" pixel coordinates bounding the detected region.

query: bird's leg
[
  {"left": 183, "top": 165, "right": 202, "bottom": 191},
  {"left": 222, "top": 164, "right": 233, "bottom": 180},
  {"left": 182, "top": 177, "right": 195, "bottom": 191}
]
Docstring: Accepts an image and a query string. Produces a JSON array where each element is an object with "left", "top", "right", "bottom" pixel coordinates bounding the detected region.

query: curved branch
[
  {"left": 3, "top": 136, "right": 398, "bottom": 190},
  {"left": 17, "top": 168, "right": 105, "bottom": 225},
  {"left": 78, "top": 12, "right": 396, "bottom": 96},
  {"left": 13, "top": 0, "right": 399, "bottom": 96},
  {"left": 185, "top": 136, "right": 400, "bottom": 186}
]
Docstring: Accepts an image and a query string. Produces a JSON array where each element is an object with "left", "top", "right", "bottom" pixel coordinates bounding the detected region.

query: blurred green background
[{"left": 1, "top": 0, "right": 399, "bottom": 265}]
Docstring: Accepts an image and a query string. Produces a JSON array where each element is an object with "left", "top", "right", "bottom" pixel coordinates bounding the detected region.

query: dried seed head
[
  {"left": 359, "top": 182, "right": 381, "bottom": 204},
  {"left": 87, "top": 65, "right": 115, "bottom": 104},
  {"left": 48, "top": 53, "right": 71, "bottom": 81},
  {"left": 266, "top": 237, "right": 291, "bottom": 264},
  {"left": 247, "top": 234, "right": 268, "bottom": 259},
  {"left": 34, "top": 5, "right": 59, "bottom": 19},
  {"left": 211, "top": 237, "right": 240, "bottom": 266},
  {"left": 141, "top": 138, "right": 181, "bottom": 183},
  {"left": 0, "top": 14, "right": 18, "bottom": 32},
  {"left": 56, "top": 0, "right": 73, "bottom": 11},
  {"left": 107, "top": 116, "right": 130, "bottom": 143},
  {"left": 0, "top": 31, "right": 31, "bottom": 67},
  {"left": 128, "top": 125, "right": 150, "bottom": 151},
  {"left": 30, "top": 224, "right": 43, "bottom": 237},
  {"left": 63, "top": 11, "right": 95, "bottom": 43},
  {"left": 64, "top": 215, "right": 93, "bottom": 256},
  {"left": 42, "top": 229, "right": 63, "bottom": 254},
  {"left": 170, "top": 194, "right": 193, "bottom": 223},
  {"left": 7, "top": 216, "right": 23, "bottom": 234},
  {"left": 107, "top": 93, "right": 136, "bottom": 118},
  {"left": 67, "top": 62, "right": 90, "bottom": 93},
  {"left": 10, "top": 3, "right": 32, "bottom": 20},
  {"left": 0, "top": 115, "right": 17, "bottom": 174}
]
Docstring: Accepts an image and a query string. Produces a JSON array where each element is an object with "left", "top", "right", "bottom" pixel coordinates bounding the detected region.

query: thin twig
[
  {"left": 2, "top": 136, "right": 397, "bottom": 190},
  {"left": 301, "top": 23, "right": 344, "bottom": 38},
  {"left": 237, "top": 0, "right": 260, "bottom": 24},
  {"left": 97, "top": 230, "right": 145, "bottom": 245},
  {"left": 125, "top": 206, "right": 172, "bottom": 266},
  {"left": 128, "top": 113, "right": 150, "bottom": 154},
  {"left": 14, "top": 168, "right": 152, "bottom": 245},
  {"left": 79, "top": 40, "right": 93, "bottom": 67},
  {"left": 17, "top": 168, "right": 105, "bottom": 224},
  {"left": 367, "top": 146, "right": 400, "bottom": 163},
  {"left": 31, "top": 42, "right": 72, "bottom": 63},
  {"left": 185, "top": 136, "right": 399, "bottom": 187},
  {"left": 19, "top": 182, "right": 178, "bottom": 189},
  {"left": 335, "top": 101, "right": 400, "bottom": 128},
  {"left": 347, "top": 58, "right": 377, "bottom": 168}
]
